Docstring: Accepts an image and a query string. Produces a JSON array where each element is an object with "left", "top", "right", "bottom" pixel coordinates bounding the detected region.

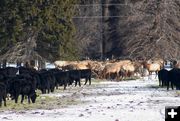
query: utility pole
[
  {"left": 100, "top": 0, "right": 109, "bottom": 60},
  {"left": 100, "top": 1, "right": 103, "bottom": 60}
]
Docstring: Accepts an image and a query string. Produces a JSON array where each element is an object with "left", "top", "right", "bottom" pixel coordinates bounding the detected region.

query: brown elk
[{"left": 142, "top": 61, "right": 162, "bottom": 76}]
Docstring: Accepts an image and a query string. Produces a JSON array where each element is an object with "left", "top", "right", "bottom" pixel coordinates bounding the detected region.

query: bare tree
[{"left": 74, "top": 0, "right": 180, "bottom": 60}]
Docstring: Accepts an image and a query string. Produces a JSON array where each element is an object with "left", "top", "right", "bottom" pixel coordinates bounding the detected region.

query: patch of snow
[{"left": 0, "top": 79, "right": 179, "bottom": 121}]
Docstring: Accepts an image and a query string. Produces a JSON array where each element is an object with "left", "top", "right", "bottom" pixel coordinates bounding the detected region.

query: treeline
[
  {"left": 0, "top": 0, "right": 180, "bottom": 63},
  {"left": 0, "top": 0, "right": 79, "bottom": 63}
]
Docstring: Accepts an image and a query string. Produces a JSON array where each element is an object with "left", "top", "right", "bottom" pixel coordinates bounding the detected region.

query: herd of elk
[{"left": 54, "top": 59, "right": 166, "bottom": 80}]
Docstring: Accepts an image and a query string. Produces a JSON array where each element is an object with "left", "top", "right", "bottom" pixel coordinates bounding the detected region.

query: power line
[
  {"left": 74, "top": 3, "right": 173, "bottom": 6},
  {"left": 72, "top": 15, "right": 154, "bottom": 19},
  {"left": 73, "top": 2, "right": 175, "bottom": 7},
  {"left": 73, "top": 16, "right": 129, "bottom": 18},
  {"left": 73, "top": 4, "right": 129, "bottom": 6}
]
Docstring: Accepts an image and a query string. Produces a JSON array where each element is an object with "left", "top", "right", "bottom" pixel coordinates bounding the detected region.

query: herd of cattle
[
  {"left": 0, "top": 66, "right": 91, "bottom": 107},
  {"left": 158, "top": 68, "right": 180, "bottom": 90},
  {"left": 0, "top": 59, "right": 179, "bottom": 107}
]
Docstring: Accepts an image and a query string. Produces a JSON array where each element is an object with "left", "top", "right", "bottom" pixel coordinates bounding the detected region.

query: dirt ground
[{"left": 0, "top": 77, "right": 180, "bottom": 121}]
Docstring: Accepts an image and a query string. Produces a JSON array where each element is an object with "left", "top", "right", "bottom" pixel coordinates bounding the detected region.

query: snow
[{"left": 0, "top": 78, "right": 180, "bottom": 121}]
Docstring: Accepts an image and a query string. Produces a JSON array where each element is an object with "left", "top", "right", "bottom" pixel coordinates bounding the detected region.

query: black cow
[
  {"left": 0, "top": 82, "right": 7, "bottom": 107},
  {"left": 80, "top": 69, "right": 92, "bottom": 85},
  {"left": 8, "top": 77, "right": 21, "bottom": 103},
  {"left": 19, "top": 66, "right": 37, "bottom": 74},
  {"left": 158, "top": 69, "right": 169, "bottom": 87},
  {"left": 48, "top": 68, "right": 62, "bottom": 89},
  {"left": 168, "top": 68, "right": 180, "bottom": 90},
  {"left": 0, "top": 67, "right": 18, "bottom": 77},
  {"left": 6, "top": 67, "right": 18, "bottom": 76},
  {"left": 39, "top": 70, "right": 56, "bottom": 94},
  {"left": 19, "top": 67, "right": 41, "bottom": 91},
  {"left": 9, "top": 77, "right": 37, "bottom": 104},
  {"left": 54, "top": 71, "right": 69, "bottom": 90},
  {"left": 20, "top": 79, "right": 37, "bottom": 103},
  {"left": 159, "top": 68, "right": 180, "bottom": 90},
  {"left": 69, "top": 70, "right": 81, "bottom": 87}
]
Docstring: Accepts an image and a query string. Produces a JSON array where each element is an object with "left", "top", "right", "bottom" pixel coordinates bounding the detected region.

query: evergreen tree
[{"left": 0, "top": 0, "right": 79, "bottom": 62}]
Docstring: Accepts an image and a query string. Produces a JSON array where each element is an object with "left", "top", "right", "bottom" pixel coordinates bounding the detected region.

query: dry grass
[
  {"left": 176, "top": 91, "right": 180, "bottom": 96},
  {"left": 0, "top": 91, "right": 80, "bottom": 111},
  {"left": 0, "top": 79, "right": 102, "bottom": 111}
]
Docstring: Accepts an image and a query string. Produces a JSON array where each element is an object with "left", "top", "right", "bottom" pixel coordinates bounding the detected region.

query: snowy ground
[{"left": 0, "top": 77, "right": 180, "bottom": 121}]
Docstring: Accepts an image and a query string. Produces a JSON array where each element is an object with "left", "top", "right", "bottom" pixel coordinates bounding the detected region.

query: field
[{"left": 0, "top": 77, "right": 180, "bottom": 121}]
